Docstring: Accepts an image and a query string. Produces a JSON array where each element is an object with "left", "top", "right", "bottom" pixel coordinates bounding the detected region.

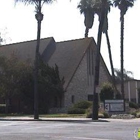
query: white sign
[
  {"left": 110, "top": 103, "right": 124, "bottom": 112},
  {"left": 104, "top": 100, "right": 124, "bottom": 112}
]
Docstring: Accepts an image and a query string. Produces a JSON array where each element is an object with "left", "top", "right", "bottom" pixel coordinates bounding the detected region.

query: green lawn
[
  {"left": 40, "top": 114, "right": 86, "bottom": 118},
  {"left": 1, "top": 111, "right": 140, "bottom": 118},
  {"left": 0, "top": 113, "right": 86, "bottom": 118}
]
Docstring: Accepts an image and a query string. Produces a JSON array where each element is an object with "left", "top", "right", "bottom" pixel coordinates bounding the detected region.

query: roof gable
[
  {"left": 48, "top": 37, "right": 93, "bottom": 89},
  {"left": 0, "top": 37, "right": 111, "bottom": 90}
]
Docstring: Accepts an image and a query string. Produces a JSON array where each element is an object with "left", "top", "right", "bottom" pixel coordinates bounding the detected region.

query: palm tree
[
  {"left": 113, "top": 0, "right": 135, "bottom": 100},
  {"left": 92, "top": 0, "right": 110, "bottom": 120},
  {"left": 114, "top": 68, "right": 134, "bottom": 84},
  {"left": 15, "top": 0, "right": 54, "bottom": 119},
  {"left": 101, "top": 2, "right": 119, "bottom": 97},
  {"left": 95, "top": 0, "right": 117, "bottom": 97},
  {"left": 77, "top": 0, "right": 96, "bottom": 37},
  {"left": 78, "top": 0, "right": 111, "bottom": 120}
]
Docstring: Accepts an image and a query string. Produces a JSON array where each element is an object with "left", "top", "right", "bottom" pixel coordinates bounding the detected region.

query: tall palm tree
[
  {"left": 78, "top": 0, "right": 111, "bottom": 120},
  {"left": 113, "top": 0, "right": 135, "bottom": 100},
  {"left": 92, "top": 0, "right": 110, "bottom": 120},
  {"left": 15, "top": 0, "right": 54, "bottom": 119},
  {"left": 95, "top": 0, "right": 117, "bottom": 96},
  {"left": 101, "top": 2, "right": 119, "bottom": 97},
  {"left": 78, "top": 0, "right": 96, "bottom": 37}
]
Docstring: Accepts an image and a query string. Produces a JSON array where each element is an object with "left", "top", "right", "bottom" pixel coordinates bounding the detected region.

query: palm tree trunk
[
  {"left": 85, "top": 27, "right": 89, "bottom": 37},
  {"left": 92, "top": 0, "right": 106, "bottom": 120},
  {"left": 34, "top": 1, "right": 42, "bottom": 120},
  {"left": 105, "top": 31, "right": 118, "bottom": 97},
  {"left": 120, "top": 15, "right": 124, "bottom": 100}
]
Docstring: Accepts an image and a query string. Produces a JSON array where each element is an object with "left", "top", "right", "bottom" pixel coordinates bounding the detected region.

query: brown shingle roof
[
  {"left": 0, "top": 37, "right": 111, "bottom": 90},
  {"left": 48, "top": 37, "right": 93, "bottom": 89},
  {"left": 0, "top": 37, "right": 54, "bottom": 63}
]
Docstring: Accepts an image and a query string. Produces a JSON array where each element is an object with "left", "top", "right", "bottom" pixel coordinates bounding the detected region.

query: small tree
[
  {"left": 0, "top": 55, "right": 65, "bottom": 114},
  {"left": 0, "top": 54, "right": 32, "bottom": 113},
  {"left": 100, "top": 82, "right": 114, "bottom": 102},
  {"left": 38, "top": 59, "right": 65, "bottom": 113}
]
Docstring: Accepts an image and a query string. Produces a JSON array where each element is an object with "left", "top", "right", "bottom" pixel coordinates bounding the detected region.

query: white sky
[{"left": 0, "top": 0, "right": 140, "bottom": 79}]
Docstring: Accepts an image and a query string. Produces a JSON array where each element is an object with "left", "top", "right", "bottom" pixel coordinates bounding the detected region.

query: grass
[
  {"left": 0, "top": 113, "right": 86, "bottom": 118},
  {"left": 1, "top": 109, "right": 140, "bottom": 118},
  {"left": 0, "top": 113, "right": 32, "bottom": 117},
  {"left": 40, "top": 114, "right": 86, "bottom": 118},
  {"left": 0, "top": 113, "right": 106, "bottom": 118}
]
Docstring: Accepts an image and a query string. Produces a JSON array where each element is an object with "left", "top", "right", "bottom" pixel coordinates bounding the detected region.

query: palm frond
[
  {"left": 15, "top": 0, "right": 54, "bottom": 5},
  {"left": 77, "top": 0, "right": 97, "bottom": 14},
  {"left": 113, "top": 0, "right": 135, "bottom": 15}
]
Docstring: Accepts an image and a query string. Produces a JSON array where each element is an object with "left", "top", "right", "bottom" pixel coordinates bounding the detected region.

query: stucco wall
[
  {"left": 96, "top": 59, "right": 111, "bottom": 93},
  {"left": 63, "top": 47, "right": 111, "bottom": 110},
  {"left": 117, "top": 80, "right": 140, "bottom": 103},
  {"left": 64, "top": 54, "right": 88, "bottom": 109}
]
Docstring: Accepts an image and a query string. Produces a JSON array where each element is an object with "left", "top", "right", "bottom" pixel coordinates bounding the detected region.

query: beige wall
[
  {"left": 64, "top": 53, "right": 88, "bottom": 109},
  {"left": 64, "top": 46, "right": 111, "bottom": 110},
  {"left": 117, "top": 80, "right": 140, "bottom": 103}
]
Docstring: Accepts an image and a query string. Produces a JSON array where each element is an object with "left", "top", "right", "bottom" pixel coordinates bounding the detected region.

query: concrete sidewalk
[
  {"left": 0, "top": 116, "right": 140, "bottom": 122},
  {"left": 0, "top": 116, "right": 94, "bottom": 121}
]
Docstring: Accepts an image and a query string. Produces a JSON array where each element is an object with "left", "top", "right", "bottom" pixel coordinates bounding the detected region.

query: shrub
[
  {"left": 115, "top": 93, "right": 122, "bottom": 99},
  {"left": 73, "top": 101, "right": 92, "bottom": 109},
  {"left": 85, "top": 106, "right": 109, "bottom": 118},
  {"left": 129, "top": 102, "right": 139, "bottom": 109},
  {"left": 98, "top": 113, "right": 104, "bottom": 118},
  {"left": 67, "top": 107, "right": 85, "bottom": 114},
  {"left": 131, "top": 112, "right": 137, "bottom": 117},
  {"left": 68, "top": 101, "right": 92, "bottom": 114},
  {"left": 86, "top": 107, "right": 92, "bottom": 118},
  {"left": 103, "top": 112, "right": 110, "bottom": 118},
  {"left": 0, "top": 106, "right": 5, "bottom": 113},
  {"left": 67, "top": 101, "right": 92, "bottom": 114},
  {"left": 136, "top": 112, "right": 140, "bottom": 118},
  {"left": 100, "top": 83, "right": 114, "bottom": 102}
]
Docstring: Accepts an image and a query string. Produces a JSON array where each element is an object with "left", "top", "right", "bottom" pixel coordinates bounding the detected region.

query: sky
[{"left": 0, "top": 0, "right": 140, "bottom": 79}]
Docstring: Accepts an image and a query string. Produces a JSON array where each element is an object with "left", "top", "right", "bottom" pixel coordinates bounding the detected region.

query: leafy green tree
[
  {"left": 15, "top": 0, "right": 55, "bottom": 119},
  {"left": 0, "top": 55, "right": 65, "bottom": 114},
  {"left": 115, "top": 92, "right": 122, "bottom": 99},
  {"left": 113, "top": 0, "right": 135, "bottom": 99},
  {"left": 21, "top": 59, "right": 65, "bottom": 114},
  {"left": 38, "top": 59, "right": 65, "bottom": 113},
  {"left": 100, "top": 82, "right": 114, "bottom": 102},
  {"left": 0, "top": 54, "right": 32, "bottom": 113}
]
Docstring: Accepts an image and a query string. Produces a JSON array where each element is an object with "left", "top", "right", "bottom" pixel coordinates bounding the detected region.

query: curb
[
  {"left": 0, "top": 117, "right": 109, "bottom": 122},
  {"left": 0, "top": 117, "right": 139, "bottom": 122}
]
